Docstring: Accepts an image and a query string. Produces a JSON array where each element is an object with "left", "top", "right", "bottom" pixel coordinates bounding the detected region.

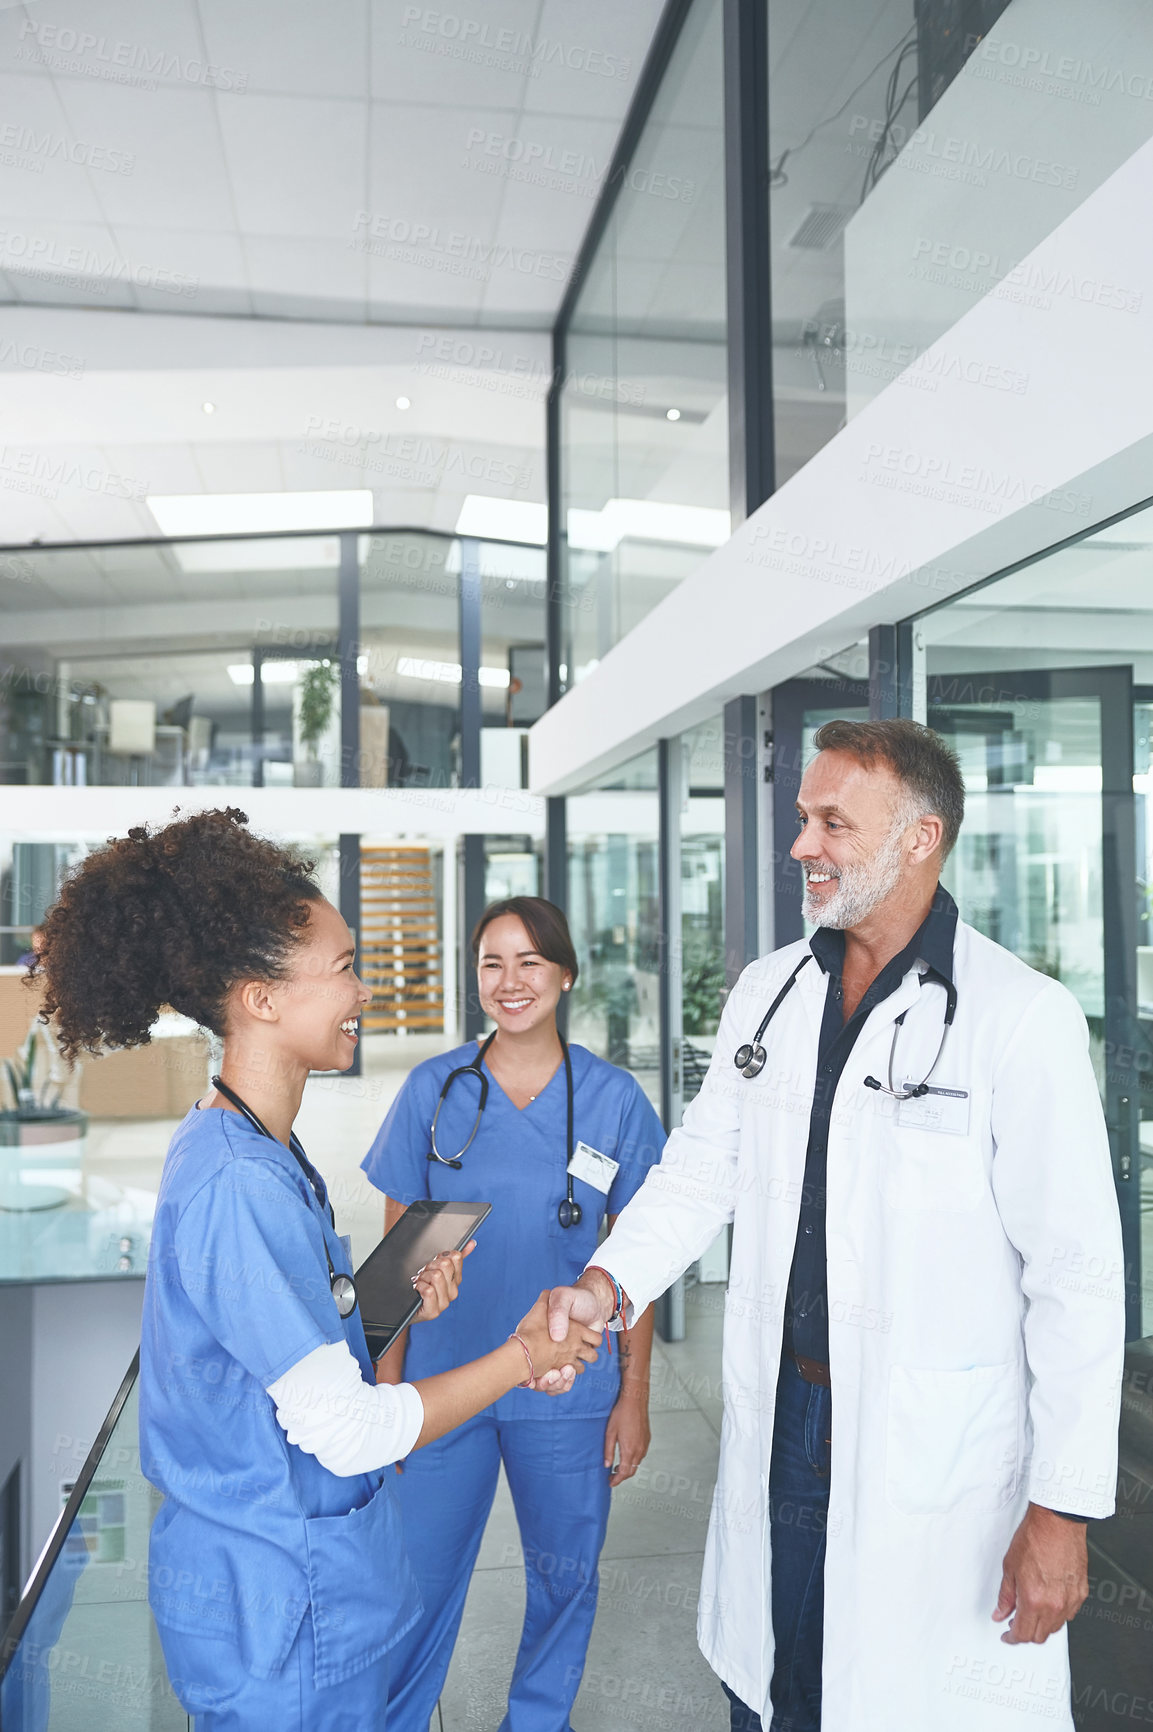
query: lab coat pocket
[
  {"left": 885, "top": 1363, "right": 1022, "bottom": 1516},
  {"left": 303, "top": 1475, "right": 422, "bottom": 1688},
  {"left": 877, "top": 1114, "right": 985, "bottom": 1213}
]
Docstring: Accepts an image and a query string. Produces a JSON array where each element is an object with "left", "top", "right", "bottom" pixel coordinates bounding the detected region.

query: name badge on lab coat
[
  {"left": 567, "top": 1141, "right": 619, "bottom": 1194},
  {"left": 896, "top": 1084, "right": 970, "bottom": 1136}
]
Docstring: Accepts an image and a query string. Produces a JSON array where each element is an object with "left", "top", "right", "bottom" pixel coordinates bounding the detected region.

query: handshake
[{"left": 513, "top": 1272, "right": 617, "bottom": 1396}]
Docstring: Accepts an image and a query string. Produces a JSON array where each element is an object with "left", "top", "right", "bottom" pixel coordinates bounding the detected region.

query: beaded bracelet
[
  {"left": 508, "top": 1331, "right": 535, "bottom": 1387},
  {"left": 585, "top": 1264, "right": 629, "bottom": 1332}
]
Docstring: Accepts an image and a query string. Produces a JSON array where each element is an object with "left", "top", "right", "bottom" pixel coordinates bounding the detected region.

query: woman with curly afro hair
[{"left": 37, "top": 808, "right": 601, "bottom": 1732}]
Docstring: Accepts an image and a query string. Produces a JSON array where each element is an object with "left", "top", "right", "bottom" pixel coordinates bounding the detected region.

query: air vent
[{"left": 786, "top": 204, "right": 852, "bottom": 251}]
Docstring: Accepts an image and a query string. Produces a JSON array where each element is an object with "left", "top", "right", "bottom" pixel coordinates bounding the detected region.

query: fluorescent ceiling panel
[
  {"left": 147, "top": 489, "right": 375, "bottom": 536},
  {"left": 395, "top": 656, "right": 510, "bottom": 688},
  {"left": 455, "top": 496, "right": 548, "bottom": 545},
  {"left": 173, "top": 536, "right": 342, "bottom": 574}
]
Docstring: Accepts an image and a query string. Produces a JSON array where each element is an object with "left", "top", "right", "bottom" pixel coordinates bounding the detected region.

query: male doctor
[{"left": 546, "top": 718, "right": 1125, "bottom": 1732}]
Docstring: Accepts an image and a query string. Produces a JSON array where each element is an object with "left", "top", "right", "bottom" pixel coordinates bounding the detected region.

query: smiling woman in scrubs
[
  {"left": 364, "top": 896, "right": 667, "bottom": 1732},
  {"left": 35, "top": 813, "right": 602, "bottom": 1732}
]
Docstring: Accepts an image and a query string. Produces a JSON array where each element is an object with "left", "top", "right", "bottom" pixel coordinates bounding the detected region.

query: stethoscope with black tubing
[
  {"left": 428, "top": 1030, "right": 584, "bottom": 1228},
  {"left": 212, "top": 1075, "right": 359, "bottom": 1319},
  {"left": 733, "top": 954, "right": 957, "bottom": 1096}
]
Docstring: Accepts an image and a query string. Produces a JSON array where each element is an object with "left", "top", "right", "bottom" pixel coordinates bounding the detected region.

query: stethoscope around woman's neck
[
  {"left": 210, "top": 1074, "right": 358, "bottom": 1318},
  {"left": 428, "top": 1029, "right": 583, "bottom": 1228}
]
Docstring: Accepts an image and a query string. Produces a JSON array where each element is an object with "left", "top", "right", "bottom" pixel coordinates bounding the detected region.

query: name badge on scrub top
[
  {"left": 567, "top": 1140, "right": 619, "bottom": 1194},
  {"left": 339, "top": 1232, "right": 353, "bottom": 1264},
  {"left": 896, "top": 1084, "right": 970, "bottom": 1136}
]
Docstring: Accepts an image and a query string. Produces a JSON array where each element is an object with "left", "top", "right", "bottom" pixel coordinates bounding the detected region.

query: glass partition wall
[
  {"left": 558, "top": 0, "right": 728, "bottom": 690},
  {"left": 903, "top": 502, "right": 1153, "bottom": 1721},
  {"left": 0, "top": 529, "right": 544, "bottom": 794}
]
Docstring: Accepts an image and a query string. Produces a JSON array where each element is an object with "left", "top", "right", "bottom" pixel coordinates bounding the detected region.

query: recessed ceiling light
[
  {"left": 395, "top": 396, "right": 411, "bottom": 410},
  {"left": 228, "top": 662, "right": 300, "bottom": 686},
  {"left": 202, "top": 401, "right": 216, "bottom": 414},
  {"left": 455, "top": 495, "right": 547, "bottom": 545},
  {"left": 666, "top": 408, "right": 681, "bottom": 421},
  {"left": 147, "top": 489, "right": 374, "bottom": 538},
  {"left": 395, "top": 656, "right": 510, "bottom": 688}
]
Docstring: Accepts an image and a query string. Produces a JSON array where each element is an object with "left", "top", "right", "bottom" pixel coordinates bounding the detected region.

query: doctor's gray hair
[{"left": 811, "top": 718, "right": 965, "bottom": 859}]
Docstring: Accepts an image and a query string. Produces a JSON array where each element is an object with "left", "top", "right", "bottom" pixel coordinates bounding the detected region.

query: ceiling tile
[
  {"left": 0, "top": 0, "right": 206, "bottom": 83},
  {"left": 243, "top": 233, "right": 367, "bottom": 322},
  {"left": 190, "top": 438, "right": 285, "bottom": 493},
  {"left": 0, "top": 218, "right": 138, "bottom": 307},
  {"left": 216, "top": 91, "right": 368, "bottom": 238},
  {"left": 0, "top": 74, "right": 112, "bottom": 224},
  {"left": 200, "top": 0, "right": 370, "bottom": 99},
  {"left": 370, "top": 0, "right": 542, "bottom": 110},
  {"left": 523, "top": 0, "right": 666, "bottom": 120},
  {"left": 109, "top": 224, "right": 251, "bottom": 312},
  {"left": 52, "top": 80, "right": 235, "bottom": 231}
]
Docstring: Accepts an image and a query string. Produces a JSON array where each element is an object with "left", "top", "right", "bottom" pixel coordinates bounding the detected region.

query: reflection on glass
[
  {"left": 0, "top": 536, "right": 341, "bottom": 791},
  {"left": 680, "top": 718, "right": 725, "bottom": 1104},
  {"left": 561, "top": 0, "right": 727, "bottom": 687},
  {"left": 768, "top": 2, "right": 1153, "bottom": 483},
  {"left": 359, "top": 533, "right": 461, "bottom": 789},
  {"left": 928, "top": 691, "right": 1104, "bottom": 1020},
  {"left": 567, "top": 751, "right": 661, "bottom": 1109},
  {"left": 0, "top": 1373, "right": 187, "bottom": 1730}
]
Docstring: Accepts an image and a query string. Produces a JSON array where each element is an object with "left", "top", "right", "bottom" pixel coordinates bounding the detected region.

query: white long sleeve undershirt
[{"left": 266, "top": 1341, "right": 424, "bottom": 1476}]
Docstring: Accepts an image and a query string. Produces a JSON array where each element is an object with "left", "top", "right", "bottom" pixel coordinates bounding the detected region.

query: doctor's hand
[
  {"left": 515, "top": 1293, "right": 602, "bottom": 1394},
  {"left": 993, "top": 1503, "right": 1088, "bottom": 1644},
  {"left": 530, "top": 1276, "right": 617, "bottom": 1395},
  {"left": 411, "top": 1243, "right": 475, "bottom": 1322}
]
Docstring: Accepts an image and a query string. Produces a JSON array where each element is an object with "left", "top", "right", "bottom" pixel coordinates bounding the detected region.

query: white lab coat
[{"left": 598, "top": 919, "right": 1125, "bottom": 1731}]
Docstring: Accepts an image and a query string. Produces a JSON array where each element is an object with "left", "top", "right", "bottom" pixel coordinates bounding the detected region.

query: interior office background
[{"left": 1, "top": 0, "right": 1153, "bottom": 1726}]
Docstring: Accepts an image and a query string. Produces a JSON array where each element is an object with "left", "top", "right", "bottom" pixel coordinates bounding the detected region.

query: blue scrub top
[
  {"left": 361, "top": 1042, "right": 666, "bottom": 1420},
  {"left": 139, "top": 1105, "right": 421, "bottom": 1688}
]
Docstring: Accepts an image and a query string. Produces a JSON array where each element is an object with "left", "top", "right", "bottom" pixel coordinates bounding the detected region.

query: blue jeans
[{"left": 724, "top": 1357, "right": 832, "bottom": 1732}]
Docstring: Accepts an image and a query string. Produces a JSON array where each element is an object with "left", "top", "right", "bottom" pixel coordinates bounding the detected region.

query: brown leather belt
[{"left": 793, "top": 1353, "right": 832, "bottom": 1388}]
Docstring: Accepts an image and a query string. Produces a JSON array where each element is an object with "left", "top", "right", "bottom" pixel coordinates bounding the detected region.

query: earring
[{"left": 562, "top": 982, "right": 571, "bottom": 992}]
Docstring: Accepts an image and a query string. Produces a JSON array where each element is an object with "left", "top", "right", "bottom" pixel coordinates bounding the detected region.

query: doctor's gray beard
[{"left": 803, "top": 818, "right": 907, "bottom": 929}]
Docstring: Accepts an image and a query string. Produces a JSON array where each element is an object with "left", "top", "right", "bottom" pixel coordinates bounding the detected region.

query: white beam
[{"left": 0, "top": 785, "right": 544, "bottom": 841}]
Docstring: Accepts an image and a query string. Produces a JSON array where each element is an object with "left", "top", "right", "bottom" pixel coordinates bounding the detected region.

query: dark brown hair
[
  {"left": 812, "top": 718, "right": 965, "bottom": 858},
  {"left": 470, "top": 896, "right": 579, "bottom": 985},
  {"left": 37, "top": 807, "right": 320, "bottom": 1061}
]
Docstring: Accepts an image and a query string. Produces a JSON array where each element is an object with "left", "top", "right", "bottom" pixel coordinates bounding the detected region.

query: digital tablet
[{"left": 355, "top": 1198, "right": 492, "bottom": 1361}]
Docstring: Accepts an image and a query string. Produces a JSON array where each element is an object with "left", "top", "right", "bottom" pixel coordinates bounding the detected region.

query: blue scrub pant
[
  {"left": 387, "top": 1412, "right": 612, "bottom": 1732},
  {"left": 160, "top": 1610, "right": 390, "bottom": 1732}
]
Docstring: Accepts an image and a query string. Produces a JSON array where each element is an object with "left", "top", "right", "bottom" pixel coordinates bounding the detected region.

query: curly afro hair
[{"left": 37, "top": 807, "right": 321, "bottom": 1062}]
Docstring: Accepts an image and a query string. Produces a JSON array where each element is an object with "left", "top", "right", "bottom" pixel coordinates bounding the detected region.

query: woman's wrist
[{"left": 507, "top": 1331, "right": 535, "bottom": 1388}]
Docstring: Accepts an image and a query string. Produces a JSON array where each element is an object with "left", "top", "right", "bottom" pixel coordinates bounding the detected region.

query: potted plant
[
  {"left": 0, "top": 1026, "right": 87, "bottom": 1211},
  {"left": 294, "top": 659, "right": 338, "bottom": 787}
]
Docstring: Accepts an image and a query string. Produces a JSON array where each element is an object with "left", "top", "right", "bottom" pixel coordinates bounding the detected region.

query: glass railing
[{"left": 0, "top": 1354, "right": 188, "bottom": 1730}]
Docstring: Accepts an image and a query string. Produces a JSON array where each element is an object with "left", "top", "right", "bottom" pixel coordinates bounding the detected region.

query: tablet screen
[{"left": 355, "top": 1198, "right": 491, "bottom": 1360}]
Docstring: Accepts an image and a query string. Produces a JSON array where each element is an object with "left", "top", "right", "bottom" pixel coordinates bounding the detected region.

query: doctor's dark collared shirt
[{"left": 784, "top": 885, "right": 959, "bottom": 1369}]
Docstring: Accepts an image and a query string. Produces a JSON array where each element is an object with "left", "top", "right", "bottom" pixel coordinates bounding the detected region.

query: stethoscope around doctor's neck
[
  {"left": 428, "top": 1030, "right": 583, "bottom": 1228},
  {"left": 733, "top": 954, "right": 958, "bottom": 1098},
  {"left": 210, "top": 1075, "right": 359, "bottom": 1319}
]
